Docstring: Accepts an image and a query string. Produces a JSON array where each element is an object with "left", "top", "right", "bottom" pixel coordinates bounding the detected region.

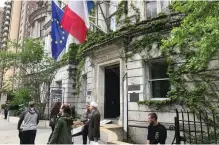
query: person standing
[
  {"left": 48, "top": 102, "right": 61, "bottom": 142},
  {"left": 81, "top": 103, "right": 91, "bottom": 144},
  {"left": 48, "top": 104, "right": 73, "bottom": 144},
  {"left": 88, "top": 101, "right": 100, "bottom": 144},
  {"left": 4, "top": 101, "right": 9, "bottom": 119},
  {"left": 17, "top": 101, "right": 39, "bottom": 144},
  {"left": 146, "top": 113, "right": 167, "bottom": 145}
]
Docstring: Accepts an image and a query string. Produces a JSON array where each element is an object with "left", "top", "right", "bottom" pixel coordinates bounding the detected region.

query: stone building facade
[
  {"left": 20, "top": 0, "right": 180, "bottom": 143},
  {"left": 70, "top": 0, "right": 181, "bottom": 144}
]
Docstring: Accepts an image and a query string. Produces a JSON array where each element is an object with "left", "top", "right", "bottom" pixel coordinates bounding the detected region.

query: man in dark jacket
[
  {"left": 4, "top": 101, "right": 9, "bottom": 119},
  {"left": 88, "top": 101, "right": 100, "bottom": 144},
  {"left": 146, "top": 113, "right": 167, "bottom": 145},
  {"left": 17, "top": 101, "right": 39, "bottom": 144},
  {"left": 69, "top": 104, "right": 76, "bottom": 119}
]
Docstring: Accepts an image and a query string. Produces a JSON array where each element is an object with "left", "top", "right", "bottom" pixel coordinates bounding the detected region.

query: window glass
[
  {"left": 146, "top": 0, "right": 157, "bottom": 19},
  {"left": 161, "top": 0, "right": 170, "bottom": 13},
  {"left": 148, "top": 61, "right": 170, "bottom": 98}
]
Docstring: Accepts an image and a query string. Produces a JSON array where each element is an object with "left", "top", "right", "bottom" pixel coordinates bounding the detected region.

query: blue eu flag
[{"left": 51, "top": 1, "right": 69, "bottom": 60}]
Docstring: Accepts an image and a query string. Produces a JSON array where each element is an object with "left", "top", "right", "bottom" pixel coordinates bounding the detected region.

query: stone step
[
  {"left": 107, "top": 140, "right": 133, "bottom": 145},
  {"left": 100, "top": 124, "right": 122, "bottom": 129},
  {"left": 100, "top": 124, "right": 124, "bottom": 144}
]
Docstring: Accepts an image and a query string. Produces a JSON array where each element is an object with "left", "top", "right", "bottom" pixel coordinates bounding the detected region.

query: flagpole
[{"left": 89, "top": 16, "right": 105, "bottom": 21}]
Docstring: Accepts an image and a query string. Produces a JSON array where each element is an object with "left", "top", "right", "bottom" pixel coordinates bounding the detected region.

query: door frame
[{"left": 96, "top": 59, "right": 121, "bottom": 119}]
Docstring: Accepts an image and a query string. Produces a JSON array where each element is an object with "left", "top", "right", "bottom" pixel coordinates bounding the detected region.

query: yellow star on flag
[
  {"left": 60, "top": 40, "right": 63, "bottom": 43},
  {"left": 55, "top": 41, "right": 58, "bottom": 44}
]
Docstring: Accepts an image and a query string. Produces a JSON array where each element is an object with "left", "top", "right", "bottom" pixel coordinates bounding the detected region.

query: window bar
[
  {"left": 187, "top": 111, "right": 192, "bottom": 144},
  {"left": 206, "top": 112, "right": 210, "bottom": 143},
  {"left": 199, "top": 112, "right": 204, "bottom": 143},
  {"left": 193, "top": 111, "right": 197, "bottom": 144},
  {"left": 181, "top": 111, "right": 186, "bottom": 144},
  {"left": 212, "top": 110, "right": 217, "bottom": 143},
  {"left": 97, "top": 2, "right": 110, "bottom": 32}
]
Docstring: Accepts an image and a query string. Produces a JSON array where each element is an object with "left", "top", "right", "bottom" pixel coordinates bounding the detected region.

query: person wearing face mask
[
  {"left": 48, "top": 104, "right": 73, "bottom": 144},
  {"left": 146, "top": 113, "right": 167, "bottom": 145},
  {"left": 17, "top": 101, "right": 39, "bottom": 144}
]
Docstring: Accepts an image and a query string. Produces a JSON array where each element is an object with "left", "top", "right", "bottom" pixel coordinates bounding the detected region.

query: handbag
[{"left": 49, "top": 117, "right": 56, "bottom": 128}]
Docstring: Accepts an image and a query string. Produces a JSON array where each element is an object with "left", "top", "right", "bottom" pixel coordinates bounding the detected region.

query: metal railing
[{"left": 174, "top": 109, "right": 219, "bottom": 144}]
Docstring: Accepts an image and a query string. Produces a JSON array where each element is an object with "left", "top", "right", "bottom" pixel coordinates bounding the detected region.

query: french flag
[{"left": 61, "top": 0, "right": 94, "bottom": 44}]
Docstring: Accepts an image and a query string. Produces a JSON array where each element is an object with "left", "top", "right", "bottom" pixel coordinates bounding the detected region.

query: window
[
  {"left": 39, "top": 21, "right": 43, "bottom": 37},
  {"left": 53, "top": 81, "right": 62, "bottom": 102},
  {"left": 161, "top": 0, "right": 170, "bottom": 13},
  {"left": 58, "top": 0, "right": 62, "bottom": 7},
  {"left": 56, "top": 81, "right": 62, "bottom": 88},
  {"left": 110, "top": 16, "right": 116, "bottom": 31},
  {"left": 147, "top": 59, "right": 170, "bottom": 98},
  {"left": 80, "top": 74, "right": 87, "bottom": 98},
  {"left": 40, "top": 29, "right": 43, "bottom": 37},
  {"left": 145, "top": 0, "right": 157, "bottom": 19},
  {"left": 109, "top": 1, "right": 117, "bottom": 31}
]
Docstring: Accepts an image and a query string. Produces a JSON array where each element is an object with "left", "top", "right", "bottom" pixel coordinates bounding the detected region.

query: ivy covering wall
[{"left": 63, "top": 1, "right": 219, "bottom": 116}]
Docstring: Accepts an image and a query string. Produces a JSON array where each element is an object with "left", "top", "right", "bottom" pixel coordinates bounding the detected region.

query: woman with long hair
[
  {"left": 48, "top": 102, "right": 61, "bottom": 142},
  {"left": 48, "top": 104, "right": 73, "bottom": 144}
]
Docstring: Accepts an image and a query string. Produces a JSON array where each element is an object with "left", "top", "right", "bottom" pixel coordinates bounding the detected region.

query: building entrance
[{"left": 104, "top": 64, "right": 120, "bottom": 118}]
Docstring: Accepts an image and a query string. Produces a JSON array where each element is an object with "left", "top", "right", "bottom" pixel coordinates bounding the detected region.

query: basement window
[
  {"left": 146, "top": 58, "right": 170, "bottom": 99},
  {"left": 80, "top": 74, "right": 87, "bottom": 98}
]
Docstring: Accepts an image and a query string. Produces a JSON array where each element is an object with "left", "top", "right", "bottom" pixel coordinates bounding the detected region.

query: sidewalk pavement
[{"left": 0, "top": 117, "right": 83, "bottom": 144}]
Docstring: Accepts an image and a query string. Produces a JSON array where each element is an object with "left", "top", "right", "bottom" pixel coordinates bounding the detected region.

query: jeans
[
  {"left": 4, "top": 109, "right": 8, "bottom": 119},
  {"left": 22, "top": 130, "right": 37, "bottom": 144},
  {"left": 18, "top": 130, "right": 23, "bottom": 144}
]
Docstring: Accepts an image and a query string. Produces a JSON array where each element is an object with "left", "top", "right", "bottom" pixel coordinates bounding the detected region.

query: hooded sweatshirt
[
  {"left": 17, "top": 107, "right": 39, "bottom": 131},
  {"left": 49, "top": 115, "right": 73, "bottom": 144}
]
